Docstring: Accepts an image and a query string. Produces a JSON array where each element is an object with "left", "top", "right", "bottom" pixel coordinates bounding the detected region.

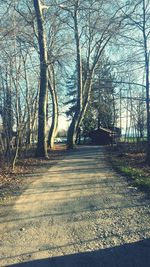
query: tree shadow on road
[{"left": 8, "top": 238, "right": 150, "bottom": 267}]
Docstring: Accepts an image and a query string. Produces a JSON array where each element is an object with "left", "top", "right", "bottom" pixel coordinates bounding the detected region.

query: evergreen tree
[
  {"left": 65, "top": 72, "right": 77, "bottom": 119},
  {"left": 65, "top": 56, "right": 117, "bottom": 138},
  {"left": 82, "top": 57, "right": 117, "bottom": 136}
]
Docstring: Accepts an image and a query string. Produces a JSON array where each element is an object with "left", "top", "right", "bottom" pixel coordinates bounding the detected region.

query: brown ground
[
  {"left": 113, "top": 142, "right": 150, "bottom": 173},
  {"left": 0, "top": 146, "right": 150, "bottom": 267},
  {"left": 0, "top": 145, "right": 66, "bottom": 201}
]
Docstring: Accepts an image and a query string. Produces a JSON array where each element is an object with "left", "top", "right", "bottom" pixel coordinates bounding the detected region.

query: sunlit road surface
[{"left": 0, "top": 146, "right": 150, "bottom": 266}]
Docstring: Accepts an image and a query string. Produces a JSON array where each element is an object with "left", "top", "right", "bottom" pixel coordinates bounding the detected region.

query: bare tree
[
  {"left": 33, "top": 0, "right": 48, "bottom": 157},
  {"left": 58, "top": 0, "right": 125, "bottom": 148},
  {"left": 115, "top": 0, "right": 150, "bottom": 160}
]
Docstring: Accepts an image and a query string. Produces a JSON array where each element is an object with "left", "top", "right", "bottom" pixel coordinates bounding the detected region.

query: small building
[{"left": 89, "top": 127, "right": 118, "bottom": 145}]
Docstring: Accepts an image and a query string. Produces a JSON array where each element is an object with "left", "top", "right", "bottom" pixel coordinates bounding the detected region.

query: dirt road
[{"left": 0, "top": 146, "right": 150, "bottom": 267}]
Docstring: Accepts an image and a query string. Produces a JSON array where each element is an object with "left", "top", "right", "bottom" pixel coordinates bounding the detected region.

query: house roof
[{"left": 92, "top": 127, "right": 114, "bottom": 134}]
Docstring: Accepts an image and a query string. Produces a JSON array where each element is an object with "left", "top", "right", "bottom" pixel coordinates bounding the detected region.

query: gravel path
[{"left": 0, "top": 146, "right": 150, "bottom": 267}]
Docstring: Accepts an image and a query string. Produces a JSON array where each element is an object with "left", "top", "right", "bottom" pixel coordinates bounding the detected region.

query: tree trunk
[
  {"left": 47, "top": 68, "right": 58, "bottom": 148},
  {"left": 67, "top": 114, "right": 78, "bottom": 149},
  {"left": 75, "top": 76, "right": 93, "bottom": 138},
  {"left": 4, "top": 86, "right": 13, "bottom": 160},
  {"left": 142, "top": 0, "right": 150, "bottom": 162},
  {"left": 12, "top": 131, "right": 20, "bottom": 170},
  {"left": 145, "top": 52, "right": 150, "bottom": 161},
  {"left": 33, "top": 0, "right": 48, "bottom": 158},
  {"left": 67, "top": 2, "right": 82, "bottom": 149}
]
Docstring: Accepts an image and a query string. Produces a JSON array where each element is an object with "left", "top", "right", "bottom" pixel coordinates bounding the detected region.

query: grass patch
[
  {"left": 111, "top": 157, "right": 150, "bottom": 194},
  {"left": 120, "top": 137, "right": 147, "bottom": 143}
]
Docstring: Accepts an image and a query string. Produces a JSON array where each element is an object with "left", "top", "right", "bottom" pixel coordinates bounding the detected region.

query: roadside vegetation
[{"left": 110, "top": 141, "right": 150, "bottom": 195}]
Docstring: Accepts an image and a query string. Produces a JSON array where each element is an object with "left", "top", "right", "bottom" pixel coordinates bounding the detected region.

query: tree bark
[
  {"left": 67, "top": 2, "right": 83, "bottom": 148},
  {"left": 47, "top": 68, "right": 58, "bottom": 148},
  {"left": 67, "top": 114, "right": 78, "bottom": 149},
  {"left": 33, "top": 0, "right": 48, "bottom": 158},
  {"left": 142, "top": 0, "right": 150, "bottom": 162}
]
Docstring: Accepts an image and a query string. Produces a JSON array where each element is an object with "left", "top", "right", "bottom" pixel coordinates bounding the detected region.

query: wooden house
[{"left": 89, "top": 127, "right": 120, "bottom": 145}]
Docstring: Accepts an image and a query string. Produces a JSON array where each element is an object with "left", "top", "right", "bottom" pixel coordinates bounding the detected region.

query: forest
[{"left": 0, "top": 0, "right": 150, "bottom": 170}]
